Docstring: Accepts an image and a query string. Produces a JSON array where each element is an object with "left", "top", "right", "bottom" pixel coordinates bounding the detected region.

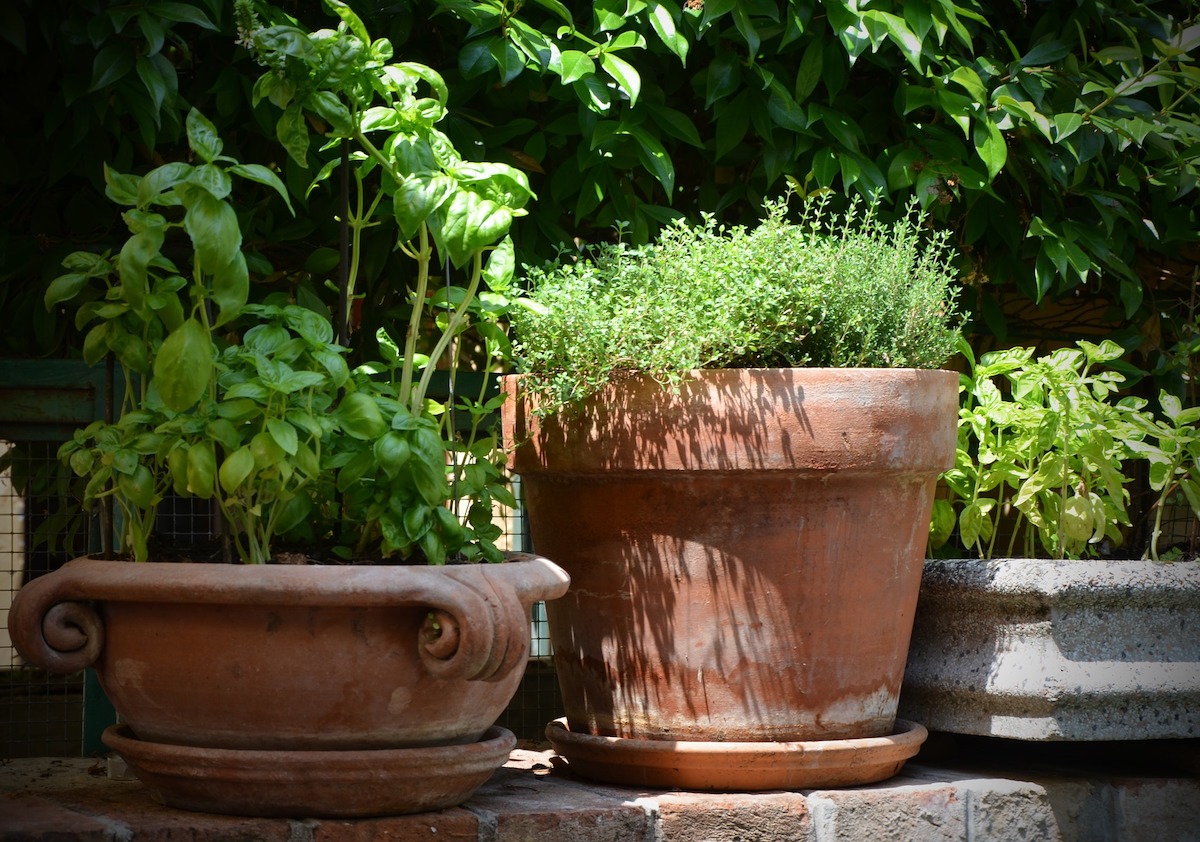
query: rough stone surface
[
  {"left": 806, "top": 780, "right": 966, "bottom": 841},
  {"left": 468, "top": 762, "right": 654, "bottom": 841},
  {"left": 1, "top": 744, "right": 1197, "bottom": 841},
  {"left": 961, "top": 778, "right": 1061, "bottom": 842},
  {"left": 656, "top": 792, "right": 813, "bottom": 841},
  {"left": 900, "top": 558, "right": 1200, "bottom": 740},
  {"left": 1112, "top": 778, "right": 1200, "bottom": 842}
]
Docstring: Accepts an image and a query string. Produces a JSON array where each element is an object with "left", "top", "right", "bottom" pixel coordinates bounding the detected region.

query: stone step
[{"left": 2, "top": 741, "right": 1197, "bottom": 841}]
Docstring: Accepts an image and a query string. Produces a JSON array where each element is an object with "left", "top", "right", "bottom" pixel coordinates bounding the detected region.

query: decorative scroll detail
[
  {"left": 415, "top": 574, "right": 506, "bottom": 682},
  {"left": 8, "top": 578, "right": 105, "bottom": 674},
  {"left": 419, "top": 610, "right": 461, "bottom": 661},
  {"left": 40, "top": 602, "right": 105, "bottom": 672},
  {"left": 415, "top": 564, "right": 544, "bottom": 683}
]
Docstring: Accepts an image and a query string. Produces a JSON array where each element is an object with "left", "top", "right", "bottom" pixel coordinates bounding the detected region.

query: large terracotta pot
[
  {"left": 8, "top": 553, "right": 569, "bottom": 816},
  {"left": 503, "top": 368, "right": 957, "bottom": 788}
]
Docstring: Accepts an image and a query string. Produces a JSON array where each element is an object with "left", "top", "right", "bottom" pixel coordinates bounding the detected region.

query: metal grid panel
[
  {"left": 2, "top": 441, "right": 88, "bottom": 759},
  {"left": 491, "top": 474, "right": 560, "bottom": 743}
]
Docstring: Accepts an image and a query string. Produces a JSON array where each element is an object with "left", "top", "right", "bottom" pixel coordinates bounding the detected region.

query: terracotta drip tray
[
  {"left": 546, "top": 717, "right": 927, "bottom": 791},
  {"left": 104, "top": 723, "right": 516, "bottom": 818}
]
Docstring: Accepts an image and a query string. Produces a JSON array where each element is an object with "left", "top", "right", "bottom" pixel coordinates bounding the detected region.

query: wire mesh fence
[{"left": 2, "top": 440, "right": 91, "bottom": 759}]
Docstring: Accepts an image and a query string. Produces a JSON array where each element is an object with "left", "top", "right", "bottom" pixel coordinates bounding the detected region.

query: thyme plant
[{"left": 512, "top": 195, "right": 963, "bottom": 411}]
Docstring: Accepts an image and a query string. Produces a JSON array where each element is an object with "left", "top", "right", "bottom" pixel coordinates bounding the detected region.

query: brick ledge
[{"left": 2, "top": 743, "right": 1198, "bottom": 841}]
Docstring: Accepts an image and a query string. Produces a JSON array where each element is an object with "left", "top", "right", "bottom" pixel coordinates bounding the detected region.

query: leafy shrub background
[{"left": 1, "top": 0, "right": 1197, "bottom": 400}]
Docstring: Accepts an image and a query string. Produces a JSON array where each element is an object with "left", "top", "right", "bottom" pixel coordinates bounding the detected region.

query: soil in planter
[{"left": 125, "top": 536, "right": 472, "bottom": 567}]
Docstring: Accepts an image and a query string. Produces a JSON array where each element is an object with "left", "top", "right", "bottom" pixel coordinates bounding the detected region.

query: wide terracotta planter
[
  {"left": 503, "top": 368, "right": 958, "bottom": 789},
  {"left": 8, "top": 553, "right": 569, "bottom": 816}
]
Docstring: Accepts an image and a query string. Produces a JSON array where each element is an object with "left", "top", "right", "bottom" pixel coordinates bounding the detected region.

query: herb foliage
[
  {"left": 512, "top": 195, "right": 963, "bottom": 410},
  {"left": 47, "top": 2, "right": 531, "bottom": 566},
  {"left": 933, "top": 339, "right": 1200, "bottom": 561}
]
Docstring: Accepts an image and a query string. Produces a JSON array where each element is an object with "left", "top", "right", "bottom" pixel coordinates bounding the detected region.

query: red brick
[
  {"left": 1, "top": 792, "right": 115, "bottom": 841},
  {"left": 470, "top": 766, "right": 653, "bottom": 841},
  {"left": 309, "top": 809, "right": 479, "bottom": 841}
]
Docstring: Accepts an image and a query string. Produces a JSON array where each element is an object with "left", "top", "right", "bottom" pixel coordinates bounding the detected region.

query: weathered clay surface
[
  {"left": 102, "top": 723, "right": 516, "bottom": 817},
  {"left": 505, "top": 369, "right": 958, "bottom": 755},
  {"left": 545, "top": 717, "right": 927, "bottom": 790},
  {"left": 900, "top": 557, "right": 1200, "bottom": 740},
  {"left": 9, "top": 554, "right": 568, "bottom": 751}
]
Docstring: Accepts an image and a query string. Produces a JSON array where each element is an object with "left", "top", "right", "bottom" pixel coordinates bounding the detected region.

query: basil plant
[{"left": 49, "top": 3, "right": 532, "bottom": 565}]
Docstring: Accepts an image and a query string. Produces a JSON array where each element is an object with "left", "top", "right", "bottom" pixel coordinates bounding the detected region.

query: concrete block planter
[{"left": 899, "top": 558, "right": 1200, "bottom": 740}]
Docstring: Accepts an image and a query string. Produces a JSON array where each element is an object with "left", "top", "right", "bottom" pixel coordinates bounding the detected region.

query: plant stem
[
  {"left": 413, "top": 252, "right": 484, "bottom": 412},
  {"left": 399, "top": 222, "right": 432, "bottom": 409}
]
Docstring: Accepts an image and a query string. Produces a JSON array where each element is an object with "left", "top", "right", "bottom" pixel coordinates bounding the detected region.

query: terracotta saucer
[
  {"left": 104, "top": 723, "right": 515, "bottom": 817},
  {"left": 545, "top": 717, "right": 927, "bottom": 791}
]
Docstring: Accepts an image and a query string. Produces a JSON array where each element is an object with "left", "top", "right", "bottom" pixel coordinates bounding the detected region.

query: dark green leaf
[
  {"left": 402, "top": 503, "right": 432, "bottom": 542},
  {"left": 273, "top": 494, "right": 312, "bottom": 535},
  {"left": 82, "top": 324, "right": 110, "bottom": 366},
  {"left": 135, "top": 55, "right": 168, "bottom": 112},
  {"left": 187, "top": 439, "right": 216, "bottom": 498},
  {"left": 629, "top": 126, "right": 674, "bottom": 197},
  {"left": 153, "top": 318, "right": 212, "bottom": 412},
  {"left": 182, "top": 188, "right": 242, "bottom": 274},
  {"left": 219, "top": 446, "right": 255, "bottom": 493},
  {"left": 185, "top": 108, "right": 223, "bottom": 163},
  {"left": 374, "top": 431, "right": 412, "bottom": 476},
  {"left": 488, "top": 37, "right": 525, "bottom": 85},
  {"left": 600, "top": 52, "right": 640, "bottom": 105},
  {"left": 1019, "top": 41, "right": 1070, "bottom": 68},
  {"left": 705, "top": 52, "right": 740, "bottom": 108},
  {"left": 146, "top": 2, "right": 217, "bottom": 29},
  {"left": 119, "top": 227, "right": 165, "bottom": 314},
  {"left": 210, "top": 251, "right": 248, "bottom": 327},
  {"left": 337, "top": 392, "right": 387, "bottom": 439},
  {"left": 45, "top": 273, "right": 91, "bottom": 309},
  {"left": 794, "top": 39, "right": 823, "bottom": 103},
  {"left": 459, "top": 40, "right": 498, "bottom": 78},
  {"left": 90, "top": 43, "right": 135, "bottom": 91},
  {"left": 647, "top": 105, "right": 703, "bottom": 147},
  {"left": 267, "top": 418, "right": 299, "bottom": 455},
  {"left": 435, "top": 191, "right": 513, "bottom": 268},
  {"left": 529, "top": 0, "right": 573, "bottom": 26},
  {"left": 276, "top": 104, "right": 309, "bottom": 167},
  {"left": 229, "top": 164, "right": 294, "bottom": 214}
]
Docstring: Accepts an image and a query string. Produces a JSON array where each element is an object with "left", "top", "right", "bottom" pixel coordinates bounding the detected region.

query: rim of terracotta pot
[
  {"left": 8, "top": 552, "right": 570, "bottom": 681},
  {"left": 104, "top": 723, "right": 516, "bottom": 817},
  {"left": 503, "top": 367, "right": 960, "bottom": 476},
  {"left": 545, "top": 717, "right": 928, "bottom": 791}
]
